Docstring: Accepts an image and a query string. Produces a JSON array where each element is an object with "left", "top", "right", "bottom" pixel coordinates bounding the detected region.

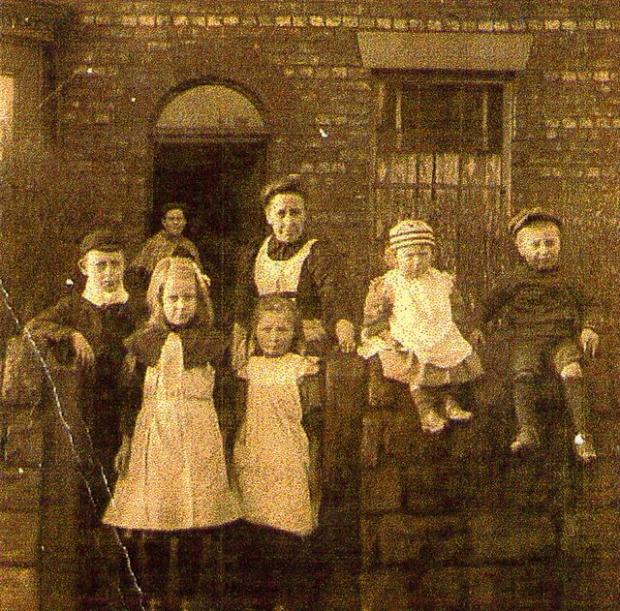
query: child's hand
[
  {"left": 580, "top": 328, "right": 599, "bottom": 358},
  {"left": 335, "top": 319, "right": 356, "bottom": 353},
  {"left": 72, "top": 332, "right": 95, "bottom": 366},
  {"left": 470, "top": 329, "right": 485, "bottom": 347},
  {"left": 114, "top": 436, "right": 131, "bottom": 477}
]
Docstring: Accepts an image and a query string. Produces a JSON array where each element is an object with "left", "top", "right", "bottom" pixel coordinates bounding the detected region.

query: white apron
[
  {"left": 387, "top": 268, "right": 472, "bottom": 368},
  {"left": 233, "top": 354, "right": 316, "bottom": 536},
  {"left": 104, "top": 333, "right": 240, "bottom": 531},
  {"left": 254, "top": 236, "right": 318, "bottom": 296}
]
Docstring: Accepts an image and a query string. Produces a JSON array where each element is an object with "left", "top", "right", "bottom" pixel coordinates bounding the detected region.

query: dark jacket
[{"left": 477, "top": 263, "right": 600, "bottom": 339}]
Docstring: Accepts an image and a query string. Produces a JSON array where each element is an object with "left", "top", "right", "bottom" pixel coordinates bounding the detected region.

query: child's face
[
  {"left": 265, "top": 193, "right": 306, "bottom": 244},
  {"left": 395, "top": 245, "right": 434, "bottom": 278},
  {"left": 162, "top": 273, "right": 197, "bottom": 326},
  {"left": 255, "top": 310, "right": 296, "bottom": 357},
  {"left": 516, "top": 222, "right": 561, "bottom": 271},
  {"left": 162, "top": 209, "right": 186, "bottom": 237},
  {"left": 79, "top": 250, "right": 125, "bottom": 293}
]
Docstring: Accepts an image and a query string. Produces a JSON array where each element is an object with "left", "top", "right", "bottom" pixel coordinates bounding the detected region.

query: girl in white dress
[
  {"left": 359, "top": 220, "right": 483, "bottom": 434},
  {"left": 233, "top": 295, "right": 321, "bottom": 609},
  {"left": 103, "top": 257, "right": 239, "bottom": 609}
]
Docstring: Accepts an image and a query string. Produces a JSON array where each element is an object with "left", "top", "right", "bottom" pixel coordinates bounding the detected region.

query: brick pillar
[{"left": 0, "top": 407, "right": 44, "bottom": 610}]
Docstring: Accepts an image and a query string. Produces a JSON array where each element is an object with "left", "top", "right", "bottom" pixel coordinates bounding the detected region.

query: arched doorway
[{"left": 153, "top": 84, "right": 268, "bottom": 328}]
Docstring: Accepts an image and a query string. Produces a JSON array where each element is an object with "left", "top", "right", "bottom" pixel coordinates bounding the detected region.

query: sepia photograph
[{"left": 1, "top": 1, "right": 619, "bottom": 609}]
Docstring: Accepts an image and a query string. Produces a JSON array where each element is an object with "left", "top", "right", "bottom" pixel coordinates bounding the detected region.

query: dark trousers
[{"left": 510, "top": 337, "right": 589, "bottom": 436}]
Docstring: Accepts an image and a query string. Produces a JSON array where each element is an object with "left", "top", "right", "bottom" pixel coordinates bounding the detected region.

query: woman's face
[
  {"left": 395, "top": 244, "right": 434, "bottom": 279},
  {"left": 162, "top": 208, "right": 187, "bottom": 237},
  {"left": 162, "top": 272, "right": 197, "bottom": 326},
  {"left": 255, "top": 310, "right": 296, "bottom": 357},
  {"left": 265, "top": 192, "right": 307, "bottom": 244}
]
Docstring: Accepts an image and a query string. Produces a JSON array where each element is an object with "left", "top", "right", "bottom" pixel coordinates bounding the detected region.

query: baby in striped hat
[{"left": 359, "top": 220, "right": 483, "bottom": 433}]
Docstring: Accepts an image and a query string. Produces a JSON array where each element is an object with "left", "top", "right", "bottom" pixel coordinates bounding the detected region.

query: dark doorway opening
[{"left": 152, "top": 141, "right": 267, "bottom": 330}]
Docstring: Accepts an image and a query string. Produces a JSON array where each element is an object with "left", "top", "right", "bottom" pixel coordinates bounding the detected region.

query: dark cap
[
  {"left": 79, "top": 229, "right": 124, "bottom": 257},
  {"left": 261, "top": 174, "right": 306, "bottom": 209},
  {"left": 161, "top": 202, "right": 187, "bottom": 217},
  {"left": 508, "top": 207, "right": 562, "bottom": 237}
]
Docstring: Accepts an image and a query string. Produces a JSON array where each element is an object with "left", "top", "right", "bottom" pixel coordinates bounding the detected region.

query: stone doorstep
[
  {"left": 0, "top": 567, "right": 38, "bottom": 611},
  {"left": 0, "top": 512, "right": 40, "bottom": 564}
]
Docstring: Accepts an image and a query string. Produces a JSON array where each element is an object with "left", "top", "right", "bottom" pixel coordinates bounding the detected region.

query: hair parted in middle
[
  {"left": 146, "top": 256, "right": 213, "bottom": 328},
  {"left": 260, "top": 173, "right": 307, "bottom": 210},
  {"left": 249, "top": 295, "right": 306, "bottom": 356}
]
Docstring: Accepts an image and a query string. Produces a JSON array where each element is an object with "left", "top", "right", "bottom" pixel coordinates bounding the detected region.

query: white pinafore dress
[
  {"left": 387, "top": 268, "right": 472, "bottom": 368},
  {"left": 233, "top": 353, "right": 316, "bottom": 536},
  {"left": 104, "top": 333, "right": 240, "bottom": 531},
  {"left": 253, "top": 236, "right": 317, "bottom": 297}
]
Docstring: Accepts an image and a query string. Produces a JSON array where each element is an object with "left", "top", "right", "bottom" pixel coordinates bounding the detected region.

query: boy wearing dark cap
[
  {"left": 473, "top": 208, "right": 599, "bottom": 462},
  {"left": 26, "top": 229, "right": 140, "bottom": 494},
  {"left": 129, "top": 202, "right": 203, "bottom": 283}
]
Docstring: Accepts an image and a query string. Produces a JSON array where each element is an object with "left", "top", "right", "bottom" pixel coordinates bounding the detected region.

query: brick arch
[
  {"left": 127, "top": 41, "right": 296, "bottom": 139},
  {"left": 151, "top": 77, "right": 271, "bottom": 137}
]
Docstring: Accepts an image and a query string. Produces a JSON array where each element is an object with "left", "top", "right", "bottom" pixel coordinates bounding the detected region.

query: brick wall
[
  {"left": 360, "top": 341, "right": 620, "bottom": 609},
  {"left": 36, "top": 0, "right": 620, "bottom": 316},
  {"left": 3, "top": 1, "right": 620, "bottom": 609},
  {"left": 0, "top": 405, "right": 43, "bottom": 611}
]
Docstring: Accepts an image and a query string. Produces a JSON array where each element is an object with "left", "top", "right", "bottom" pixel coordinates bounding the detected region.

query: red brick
[
  {"left": 360, "top": 569, "right": 410, "bottom": 611},
  {"left": 361, "top": 465, "right": 402, "bottom": 514},
  {"left": 0, "top": 568, "right": 39, "bottom": 611},
  {"left": 469, "top": 512, "right": 556, "bottom": 563},
  {"left": 0, "top": 467, "right": 41, "bottom": 511},
  {"left": 0, "top": 512, "right": 39, "bottom": 564}
]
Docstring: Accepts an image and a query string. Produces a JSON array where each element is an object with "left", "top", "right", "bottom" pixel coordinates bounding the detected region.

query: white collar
[{"left": 82, "top": 283, "right": 129, "bottom": 307}]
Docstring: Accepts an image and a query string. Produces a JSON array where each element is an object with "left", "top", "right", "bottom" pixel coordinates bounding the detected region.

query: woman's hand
[
  {"left": 302, "top": 319, "right": 327, "bottom": 343},
  {"left": 114, "top": 436, "right": 132, "bottom": 477},
  {"left": 335, "top": 319, "right": 356, "bottom": 353},
  {"left": 469, "top": 328, "right": 485, "bottom": 348},
  {"left": 72, "top": 332, "right": 95, "bottom": 366},
  {"left": 302, "top": 355, "right": 321, "bottom": 377}
]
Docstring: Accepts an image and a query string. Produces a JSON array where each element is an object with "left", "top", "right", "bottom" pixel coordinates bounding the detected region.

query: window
[
  {"left": 378, "top": 80, "right": 503, "bottom": 154},
  {"left": 373, "top": 73, "right": 514, "bottom": 306},
  {"left": 0, "top": 75, "right": 14, "bottom": 160}
]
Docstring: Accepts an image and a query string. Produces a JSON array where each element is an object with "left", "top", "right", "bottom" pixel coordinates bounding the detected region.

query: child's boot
[
  {"left": 444, "top": 396, "right": 473, "bottom": 423},
  {"left": 146, "top": 597, "right": 164, "bottom": 611},
  {"left": 411, "top": 387, "right": 447, "bottom": 433},
  {"left": 510, "top": 427, "right": 540, "bottom": 454},
  {"left": 574, "top": 433, "right": 597, "bottom": 463}
]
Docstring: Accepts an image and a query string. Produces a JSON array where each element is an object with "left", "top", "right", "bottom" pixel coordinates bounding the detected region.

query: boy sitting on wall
[{"left": 473, "top": 208, "right": 599, "bottom": 463}]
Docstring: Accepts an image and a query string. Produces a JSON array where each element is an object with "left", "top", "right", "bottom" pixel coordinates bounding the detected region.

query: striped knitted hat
[{"left": 389, "top": 219, "right": 435, "bottom": 250}]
